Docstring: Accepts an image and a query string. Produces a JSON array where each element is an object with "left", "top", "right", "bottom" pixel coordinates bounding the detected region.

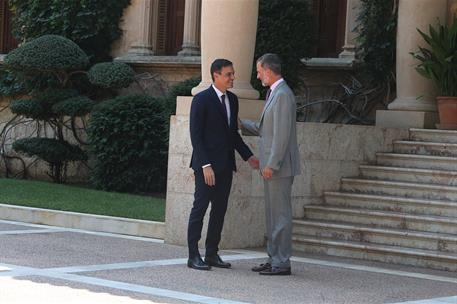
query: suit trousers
[
  {"left": 264, "top": 176, "right": 294, "bottom": 268},
  {"left": 187, "top": 168, "right": 233, "bottom": 258}
]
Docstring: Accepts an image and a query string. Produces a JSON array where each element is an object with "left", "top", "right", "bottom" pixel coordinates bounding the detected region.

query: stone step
[
  {"left": 292, "top": 235, "right": 457, "bottom": 271},
  {"left": 304, "top": 205, "right": 457, "bottom": 234},
  {"left": 341, "top": 178, "right": 457, "bottom": 201},
  {"left": 293, "top": 219, "right": 457, "bottom": 253},
  {"left": 324, "top": 191, "right": 457, "bottom": 217},
  {"left": 376, "top": 153, "right": 457, "bottom": 171},
  {"left": 410, "top": 128, "right": 457, "bottom": 144},
  {"left": 359, "top": 165, "right": 457, "bottom": 186},
  {"left": 394, "top": 140, "right": 457, "bottom": 157}
]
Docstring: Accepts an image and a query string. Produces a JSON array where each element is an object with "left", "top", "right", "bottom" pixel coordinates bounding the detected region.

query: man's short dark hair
[
  {"left": 210, "top": 58, "right": 233, "bottom": 81},
  {"left": 257, "top": 53, "right": 282, "bottom": 76}
]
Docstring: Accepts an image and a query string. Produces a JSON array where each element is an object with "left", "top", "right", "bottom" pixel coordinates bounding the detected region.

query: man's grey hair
[{"left": 257, "top": 53, "right": 282, "bottom": 76}]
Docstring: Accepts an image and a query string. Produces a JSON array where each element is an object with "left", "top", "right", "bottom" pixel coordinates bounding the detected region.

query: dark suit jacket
[{"left": 190, "top": 86, "right": 253, "bottom": 173}]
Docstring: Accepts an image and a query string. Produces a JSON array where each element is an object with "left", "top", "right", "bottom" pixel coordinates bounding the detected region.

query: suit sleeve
[
  {"left": 240, "top": 119, "right": 260, "bottom": 136},
  {"left": 267, "top": 92, "right": 293, "bottom": 170},
  {"left": 189, "top": 95, "right": 210, "bottom": 167},
  {"left": 232, "top": 95, "right": 253, "bottom": 161}
]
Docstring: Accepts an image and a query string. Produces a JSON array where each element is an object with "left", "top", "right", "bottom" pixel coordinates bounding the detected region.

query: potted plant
[{"left": 411, "top": 18, "right": 457, "bottom": 129}]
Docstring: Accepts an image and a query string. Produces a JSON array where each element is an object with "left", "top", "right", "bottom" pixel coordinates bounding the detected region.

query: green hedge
[{"left": 88, "top": 95, "right": 168, "bottom": 193}]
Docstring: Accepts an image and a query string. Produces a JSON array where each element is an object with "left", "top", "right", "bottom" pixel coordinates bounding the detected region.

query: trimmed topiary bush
[
  {"left": 5, "top": 35, "right": 89, "bottom": 71},
  {"left": 13, "top": 137, "right": 87, "bottom": 182},
  {"left": 13, "top": 138, "right": 87, "bottom": 164},
  {"left": 88, "top": 95, "right": 168, "bottom": 193},
  {"left": 52, "top": 96, "right": 95, "bottom": 117},
  {"left": 88, "top": 62, "right": 135, "bottom": 89},
  {"left": 4, "top": 34, "right": 135, "bottom": 183}
]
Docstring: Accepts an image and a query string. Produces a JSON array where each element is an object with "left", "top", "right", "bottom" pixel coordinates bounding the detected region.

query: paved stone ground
[{"left": 1, "top": 219, "right": 457, "bottom": 304}]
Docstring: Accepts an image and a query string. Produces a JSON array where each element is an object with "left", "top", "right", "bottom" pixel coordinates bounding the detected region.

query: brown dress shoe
[
  {"left": 259, "top": 266, "right": 291, "bottom": 275},
  {"left": 251, "top": 262, "right": 271, "bottom": 272}
]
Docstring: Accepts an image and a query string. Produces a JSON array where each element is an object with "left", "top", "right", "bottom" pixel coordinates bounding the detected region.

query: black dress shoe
[
  {"left": 251, "top": 263, "right": 271, "bottom": 272},
  {"left": 187, "top": 256, "right": 211, "bottom": 271},
  {"left": 204, "top": 254, "right": 231, "bottom": 268},
  {"left": 259, "top": 266, "right": 291, "bottom": 276}
]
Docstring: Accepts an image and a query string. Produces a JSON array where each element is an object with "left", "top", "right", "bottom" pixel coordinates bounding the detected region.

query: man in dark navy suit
[{"left": 187, "top": 59, "right": 259, "bottom": 271}]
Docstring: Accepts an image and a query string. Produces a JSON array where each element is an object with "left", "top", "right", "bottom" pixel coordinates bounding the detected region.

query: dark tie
[
  {"left": 221, "top": 94, "right": 229, "bottom": 126},
  {"left": 265, "top": 89, "right": 272, "bottom": 101}
]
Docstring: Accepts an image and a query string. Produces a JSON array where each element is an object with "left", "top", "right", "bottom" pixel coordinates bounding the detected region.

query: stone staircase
[{"left": 293, "top": 128, "right": 457, "bottom": 271}]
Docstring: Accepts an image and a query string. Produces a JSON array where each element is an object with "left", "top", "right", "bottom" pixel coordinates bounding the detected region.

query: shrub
[
  {"left": 88, "top": 62, "right": 135, "bottom": 89},
  {"left": 13, "top": 138, "right": 87, "bottom": 164},
  {"left": 52, "top": 96, "right": 95, "bottom": 117},
  {"left": 162, "top": 76, "right": 201, "bottom": 117},
  {"left": 4, "top": 35, "right": 134, "bottom": 183},
  {"left": 5, "top": 35, "right": 89, "bottom": 71},
  {"left": 88, "top": 95, "right": 168, "bottom": 193}
]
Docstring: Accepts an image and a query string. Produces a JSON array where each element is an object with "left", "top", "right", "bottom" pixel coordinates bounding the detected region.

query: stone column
[
  {"left": 191, "top": 0, "right": 260, "bottom": 100},
  {"left": 339, "top": 0, "right": 361, "bottom": 59},
  {"left": 178, "top": 0, "right": 201, "bottom": 56},
  {"left": 376, "top": 0, "right": 448, "bottom": 128},
  {"left": 128, "top": 0, "right": 156, "bottom": 56}
]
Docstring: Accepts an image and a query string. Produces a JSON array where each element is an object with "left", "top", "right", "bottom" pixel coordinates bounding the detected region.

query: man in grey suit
[{"left": 241, "top": 53, "right": 301, "bottom": 275}]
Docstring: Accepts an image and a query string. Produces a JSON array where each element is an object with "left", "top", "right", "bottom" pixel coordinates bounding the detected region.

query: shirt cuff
[{"left": 202, "top": 164, "right": 211, "bottom": 168}]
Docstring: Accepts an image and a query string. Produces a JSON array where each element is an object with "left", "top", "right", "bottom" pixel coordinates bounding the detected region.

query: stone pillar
[
  {"left": 191, "top": 0, "right": 260, "bottom": 100},
  {"left": 178, "top": 0, "right": 201, "bottom": 56},
  {"left": 128, "top": 0, "right": 156, "bottom": 56},
  {"left": 339, "top": 0, "right": 361, "bottom": 59},
  {"left": 376, "top": 0, "right": 448, "bottom": 129}
]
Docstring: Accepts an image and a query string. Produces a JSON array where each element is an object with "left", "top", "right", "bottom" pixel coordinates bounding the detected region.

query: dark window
[
  {"left": 166, "top": 0, "right": 185, "bottom": 55},
  {"left": 313, "top": 0, "right": 347, "bottom": 58},
  {"left": 0, "top": 0, "right": 18, "bottom": 53}
]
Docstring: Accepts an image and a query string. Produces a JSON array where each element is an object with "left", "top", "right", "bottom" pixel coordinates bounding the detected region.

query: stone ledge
[
  {"left": 0, "top": 204, "right": 165, "bottom": 239},
  {"left": 301, "top": 57, "right": 359, "bottom": 70}
]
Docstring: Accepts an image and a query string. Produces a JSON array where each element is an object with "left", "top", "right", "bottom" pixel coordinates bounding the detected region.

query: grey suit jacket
[{"left": 242, "top": 81, "right": 301, "bottom": 178}]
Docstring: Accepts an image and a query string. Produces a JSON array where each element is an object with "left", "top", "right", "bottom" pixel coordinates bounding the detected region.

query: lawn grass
[{"left": 0, "top": 178, "right": 165, "bottom": 222}]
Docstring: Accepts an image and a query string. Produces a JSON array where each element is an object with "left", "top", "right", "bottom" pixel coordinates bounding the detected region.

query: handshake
[{"left": 247, "top": 155, "right": 273, "bottom": 179}]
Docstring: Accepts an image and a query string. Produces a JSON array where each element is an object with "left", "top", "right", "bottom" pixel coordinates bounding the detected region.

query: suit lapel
[
  {"left": 260, "top": 81, "right": 286, "bottom": 124},
  {"left": 209, "top": 86, "right": 230, "bottom": 130}
]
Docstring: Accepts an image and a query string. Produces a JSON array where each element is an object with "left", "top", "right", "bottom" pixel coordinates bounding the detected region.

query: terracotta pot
[{"left": 436, "top": 96, "right": 457, "bottom": 130}]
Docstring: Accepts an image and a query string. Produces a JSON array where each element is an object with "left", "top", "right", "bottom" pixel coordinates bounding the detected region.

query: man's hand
[
  {"left": 203, "top": 166, "right": 216, "bottom": 186},
  {"left": 247, "top": 156, "right": 259, "bottom": 169},
  {"left": 262, "top": 167, "right": 273, "bottom": 179}
]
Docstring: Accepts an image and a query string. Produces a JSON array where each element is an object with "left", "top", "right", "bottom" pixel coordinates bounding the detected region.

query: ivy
[
  {"left": 356, "top": 0, "right": 398, "bottom": 85},
  {"left": 9, "top": 0, "right": 131, "bottom": 63},
  {"left": 254, "top": 0, "right": 314, "bottom": 95}
]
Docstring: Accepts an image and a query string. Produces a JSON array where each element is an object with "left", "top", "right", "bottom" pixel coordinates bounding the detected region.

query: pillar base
[
  {"left": 388, "top": 96, "right": 437, "bottom": 112},
  {"left": 178, "top": 48, "right": 201, "bottom": 56},
  {"left": 127, "top": 45, "right": 154, "bottom": 56},
  {"left": 376, "top": 110, "right": 438, "bottom": 129}
]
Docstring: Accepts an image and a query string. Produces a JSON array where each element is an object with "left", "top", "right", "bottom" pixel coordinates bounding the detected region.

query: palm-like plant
[{"left": 411, "top": 18, "right": 457, "bottom": 97}]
